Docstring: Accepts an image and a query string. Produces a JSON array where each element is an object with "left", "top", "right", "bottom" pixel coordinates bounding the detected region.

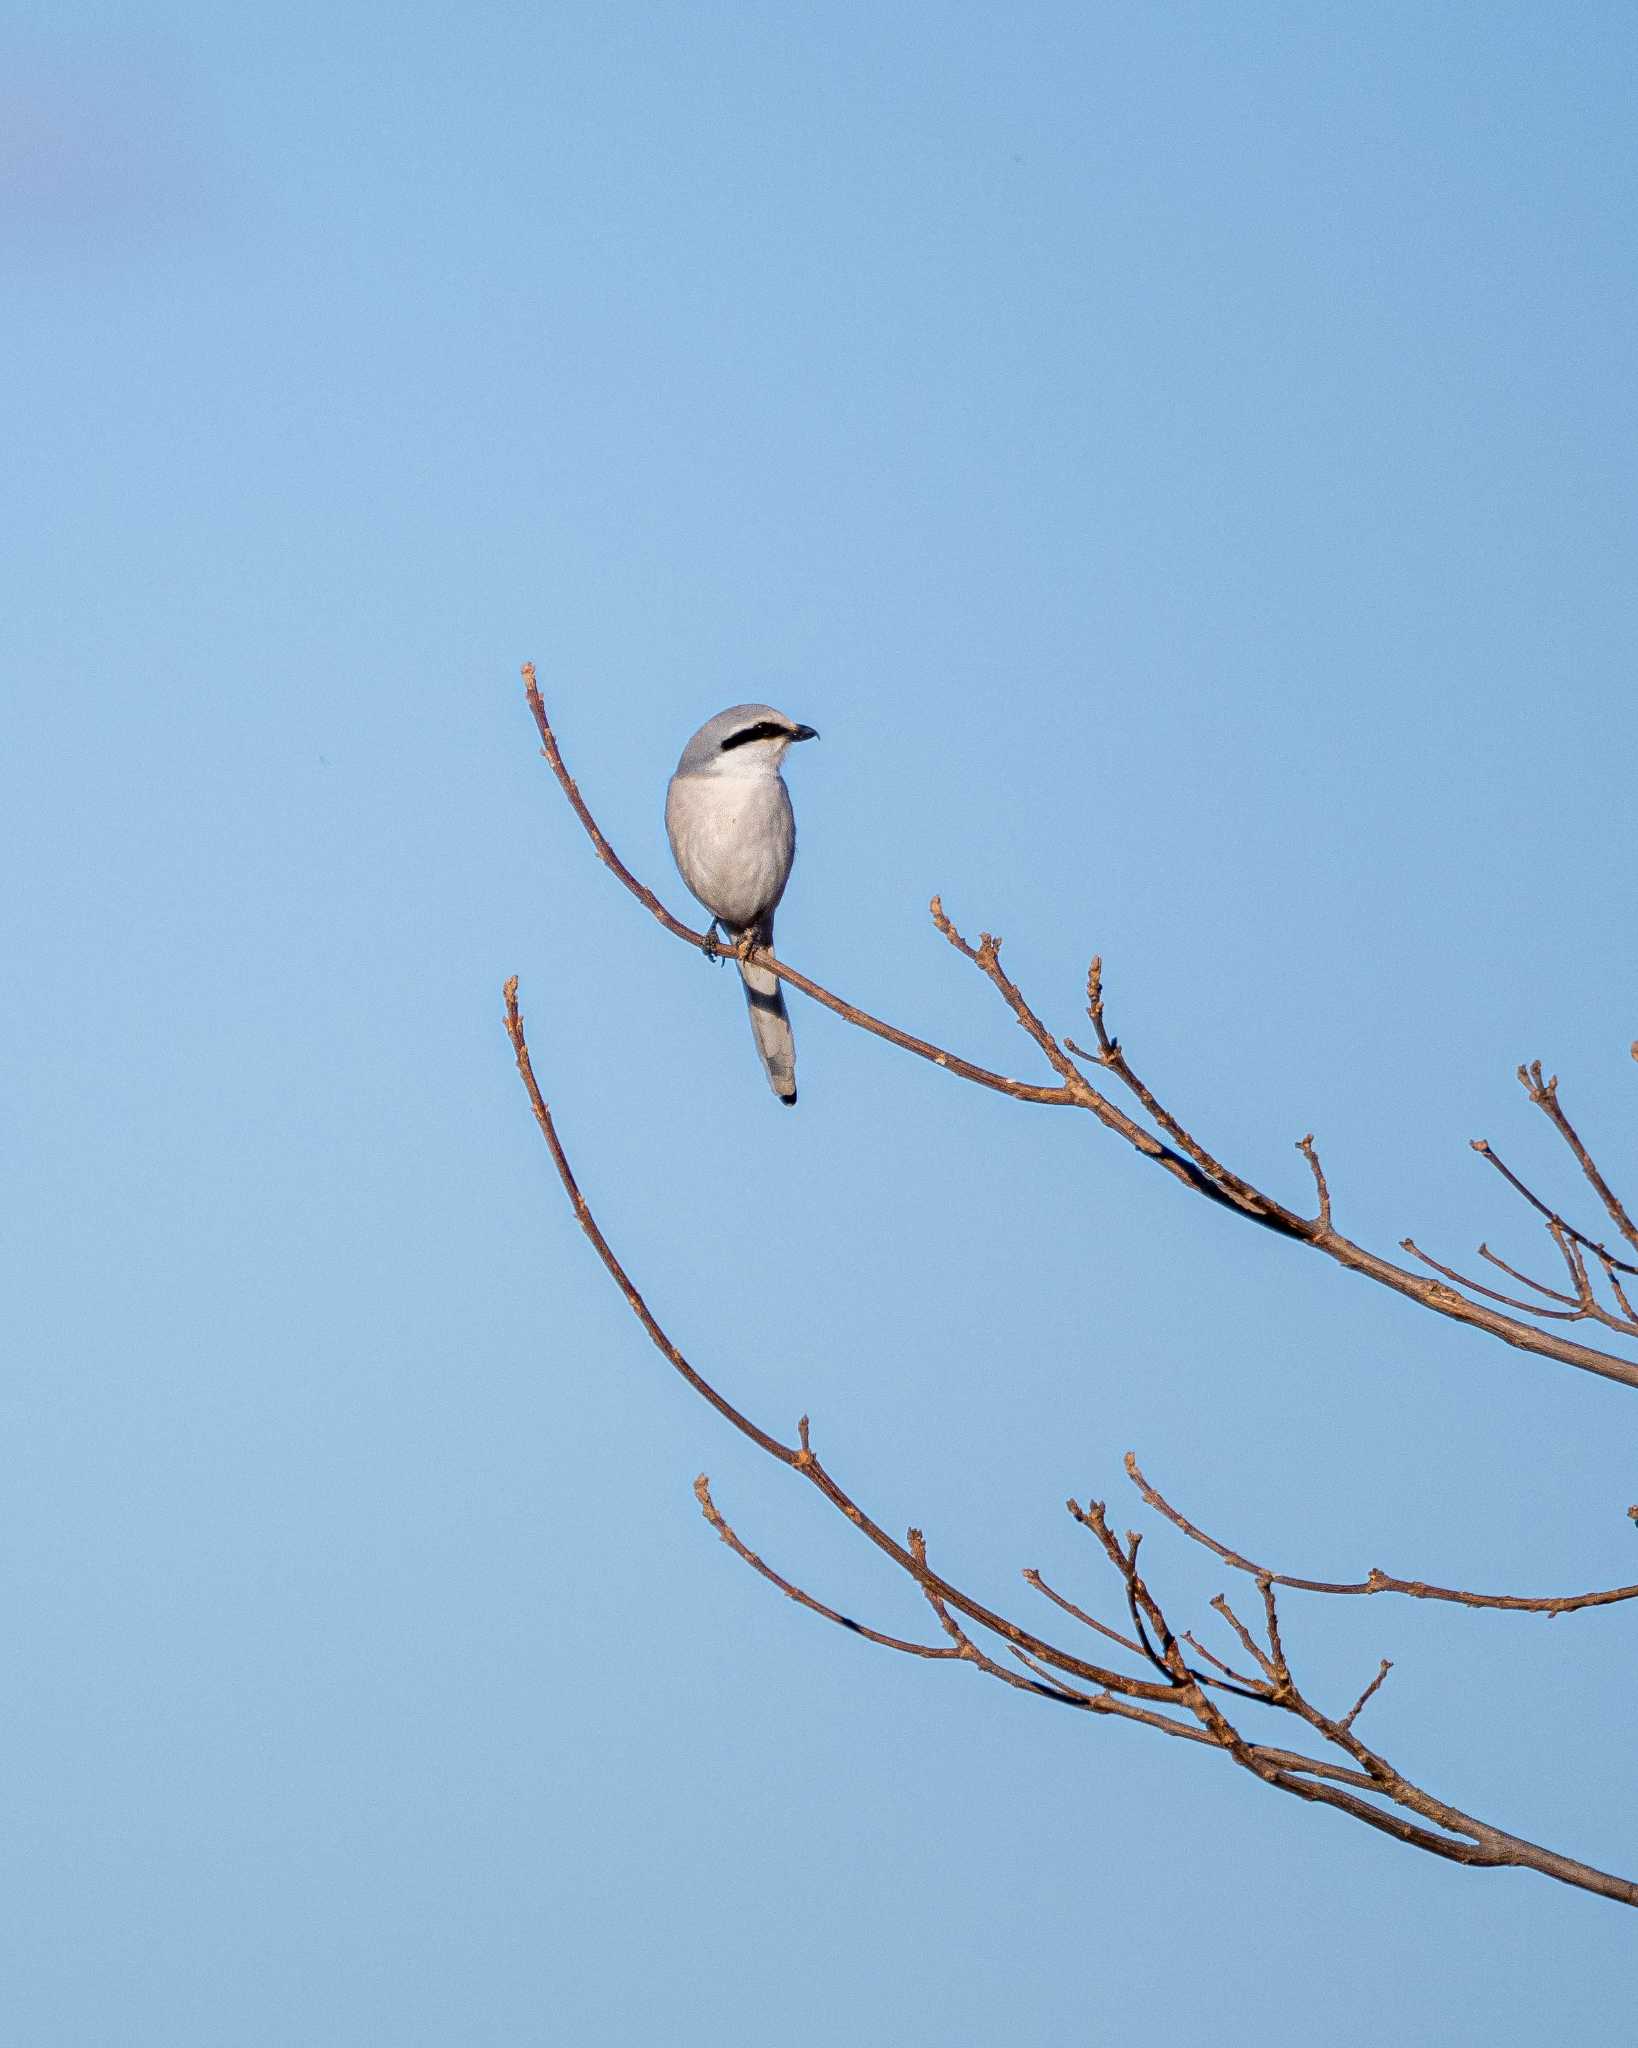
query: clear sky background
[{"left": 6, "top": 4, "right": 1637, "bottom": 2041}]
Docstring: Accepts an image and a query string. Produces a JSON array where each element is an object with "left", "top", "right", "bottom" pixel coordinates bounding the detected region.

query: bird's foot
[{"left": 701, "top": 918, "right": 727, "bottom": 965}]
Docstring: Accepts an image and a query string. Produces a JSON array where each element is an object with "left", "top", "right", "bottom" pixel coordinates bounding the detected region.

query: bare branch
[
  {"left": 1517, "top": 1062, "right": 1638, "bottom": 1263},
  {"left": 1477, "top": 1242, "right": 1578, "bottom": 1305},
  {"left": 1021, "top": 1568, "right": 1146, "bottom": 1657},
  {"left": 1297, "top": 1134, "right": 1332, "bottom": 1230},
  {"left": 1401, "top": 1238, "right": 1587, "bottom": 1322},
  {"left": 693, "top": 1475, "right": 962, "bottom": 1662},
  {"left": 1258, "top": 1576, "right": 1290, "bottom": 1687},
  {"left": 1600, "top": 1255, "right": 1638, "bottom": 1325},
  {"left": 510, "top": 685, "right": 1638, "bottom": 1911},
  {"left": 905, "top": 1529, "right": 1097, "bottom": 1707},
  {"left": 504, "top": 977, "right": 1181, "bottom": 1703},
  {"left": 1210, "top": 1593, "right": 1278, "bottom": 1685},
  {"left": 1180, "top": 1629, "right": 1268, "bottom": 1694},
  {"left": 1124, "top": 1454, "right": 1638, "bottom": 1616},
  {"left": 508, "top": 1008, "right": 1638, "bottom": 1902},
  {"left": 1400, "top": 1227, "right": 1638, "bottom": 1340},
  {"left": 519, "top": 666, "right": 1638, "bottom": 1392},
  {"left": 1064, "top": 1498, "right": 1176, "bottom": 1680},
  {"left": 1472, "top": 1138, "right": 1638, "bottom": 1278},
  {"left": 1065, "top": 957, "right": 1288, "bottom": 1225},
  {"left": 1341, "top": 1660, "right": 1394, "bottom": 1733}
]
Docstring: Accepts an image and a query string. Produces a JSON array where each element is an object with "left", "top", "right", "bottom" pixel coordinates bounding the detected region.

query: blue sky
[{"left": 6, "top": 5, "right": 1637, "bottom": 2040}]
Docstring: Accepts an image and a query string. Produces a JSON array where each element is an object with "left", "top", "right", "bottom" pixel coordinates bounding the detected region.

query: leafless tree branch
[
  {"left": 504, "top": 978, "right": 1638, "bottom": 1908},
  {"left": 1123, "top": 1455, "right": 1638, "bottom": 1616},
  {"left": 1516, "top": 1061, "right": 1638, "bottom": 1263},
  {"left": 519, "top": 666, "right": 1638, "bottom": 1392},
  {"left": 511, "top": 667, "right": 1638, "bottom": 1911},
  {"left": 1341, "top": 1660, "right": 1394, "bottom": 1733},
  {"left": 693, "top": 1474, "right": 963, "bottom": 1662},
  {"left": 1470, "top": 1138, "right": 1638, "bottom": 1277}
]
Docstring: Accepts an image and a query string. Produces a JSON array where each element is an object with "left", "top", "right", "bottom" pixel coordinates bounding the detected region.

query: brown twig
[
  {"left": 1517, "top": 1062, "right": 1638, "bottom": 1263},
  {"left": 1067, "top": 954, "right": 1288, "bottom": 1225},
  {"left": 1471, "top": 1139, "right": 1638, "bottom": 1277},
  {"left": 1124, "top": 1454, "right": 1638, "bottom": 1616},
  {"left": 1340, "top": 1659, "right": 1394, "bottom": 1733},
  {"left": 1297, "top": 1134, "right": 1332, "bottom": 1230},
  {"left": 1258, "top": 1576, "right": 1290, "bottom": 1687},
  {"left": 1399, "top": 1227, "right": 1638, "bottom": 1341},
  {"left": 693, "top": 1476, "right": 963, "bottom": 1662},
  {"left": 1600, "top": 1256, "right": 1638, "bottom": 1325},
  {"left": 1210, "top": 1594, "right": 1278, "bottom": 1685},
  {"left": 1021, "top": 1568, "right": 1146, "bottom": 1657},
  {"left": 905, "top": 1529, "right": 1097, "bottom": 1707},
  {"left": 1065, "top": 1499, "right": 1175, "bottom": 1678},
  {"left": 1181, "top": 1629, "right": 1267, "bottom": 1694},
  {"left": 1401, "top": 1239, "right": 1587, "bottom": 1322},
  {"left": 1476, "top": 1243, "right": 1578, "bottom": 1305}
]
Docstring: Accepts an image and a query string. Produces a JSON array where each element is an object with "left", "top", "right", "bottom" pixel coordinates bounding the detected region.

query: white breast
[{"left": 666, "top": 770, "right": 796, "bottom": 931}]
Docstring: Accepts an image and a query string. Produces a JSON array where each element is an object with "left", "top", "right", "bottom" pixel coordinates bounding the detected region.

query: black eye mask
[{"left": 719, "top": 720, "right": 792, "bottom": 751}]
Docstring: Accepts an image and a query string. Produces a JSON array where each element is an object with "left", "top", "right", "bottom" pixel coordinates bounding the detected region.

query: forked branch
[
  {"left": 1124, "top": 1457, "right": 1638, "bottom": 1617},
  {"left": 520, "top": 665, "right": 1638, "bottom": 1393},
  {"left": 504, "top": 979, "right": 1638, "bottom": 1908}
]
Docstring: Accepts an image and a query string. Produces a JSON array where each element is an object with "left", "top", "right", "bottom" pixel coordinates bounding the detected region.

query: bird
[{"left": 665, "top": 704, "right": 819, "bottom": 1105}]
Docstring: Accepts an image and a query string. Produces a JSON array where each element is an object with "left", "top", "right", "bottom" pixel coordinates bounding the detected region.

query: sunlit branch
[
  {"left": 1124, "top": 1455, "right": 1638, "bottom": 1616},
  {"left": 519, "top": 664, "right": 1638, "bottom": 1393},
  {"left": 504, "top": 981, "right": 1638, "bottom": 1907}
]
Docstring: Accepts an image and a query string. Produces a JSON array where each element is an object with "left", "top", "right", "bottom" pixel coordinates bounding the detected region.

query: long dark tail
[{"left": 736, "top": 916, "right": 796, "bottom": 1105}]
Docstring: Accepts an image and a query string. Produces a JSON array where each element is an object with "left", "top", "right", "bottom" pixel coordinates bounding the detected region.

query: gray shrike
[{"left": 665, "top": 704, "right": 819, "bottom": 1105}]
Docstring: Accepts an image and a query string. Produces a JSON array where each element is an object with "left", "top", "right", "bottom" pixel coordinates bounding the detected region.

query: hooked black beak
[{"left": 790, "top": 723, "right": 819, "bottom": 742}]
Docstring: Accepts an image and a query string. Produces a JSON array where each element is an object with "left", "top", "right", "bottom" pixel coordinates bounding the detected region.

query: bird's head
[{"left": 676, "top": 704, "right": 819, "bottom": 778}]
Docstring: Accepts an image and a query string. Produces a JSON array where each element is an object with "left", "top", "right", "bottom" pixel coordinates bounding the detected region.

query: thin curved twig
[
  {"left": 1021, "top": 1567, "right": 1145, "bottom": 1657},
  {"left": 1472, "top": 1138, "right": 1638, "bottom": 1277},
  {"left": 504, "top": 976, "right": 1179, "bottom": 1704},
  {"left": 693, "top": 1475, "right": 963, "bottom": 1662},
  {"left": 1401, "top": 1239, "right": 1588, "bottom": 1322},
  {"left": 1516, "top": 1062, "right": 1638, "bottom": 1264},
  {"left": 1124, "top": 1456, "right": 1638, "bottom": 1616}
]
